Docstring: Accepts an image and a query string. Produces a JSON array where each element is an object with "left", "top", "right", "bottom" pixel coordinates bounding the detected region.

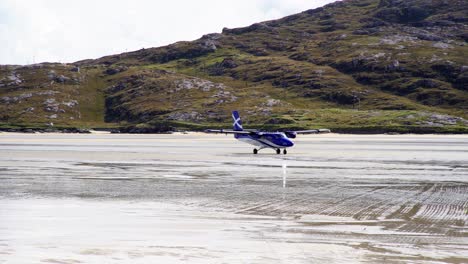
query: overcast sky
[{"left": 0, "top": 0, "right": 337, "bottom": 65}]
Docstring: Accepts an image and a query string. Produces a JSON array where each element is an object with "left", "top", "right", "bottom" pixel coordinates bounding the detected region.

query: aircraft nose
[{"left": 285, "top": 139, "right": 294, "bottom": 147}]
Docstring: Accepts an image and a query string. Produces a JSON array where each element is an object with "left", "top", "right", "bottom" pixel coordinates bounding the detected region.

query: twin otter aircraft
[{"left": 206, "top": 111, "right": 330, "bottom": 154}]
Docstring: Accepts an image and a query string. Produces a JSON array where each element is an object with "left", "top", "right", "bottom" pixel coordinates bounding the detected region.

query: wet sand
[{"left": 0, "top": 133, "right": 467, "bottom": 263}]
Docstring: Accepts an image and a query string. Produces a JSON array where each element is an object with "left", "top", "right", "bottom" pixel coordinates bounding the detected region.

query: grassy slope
[
  {"left": 0, "top": 64, "right": 114, "bottom": 129},
  {"left": 0, "top": 0, "right": 467, "bottom": 132}
]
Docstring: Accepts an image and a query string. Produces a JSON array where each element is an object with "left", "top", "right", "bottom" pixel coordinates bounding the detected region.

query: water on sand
[{"left": 0, "top": 133, "right": 467, "bottom": 263}]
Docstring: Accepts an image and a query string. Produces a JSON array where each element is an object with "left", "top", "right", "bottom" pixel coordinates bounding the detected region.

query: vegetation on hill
[{"left": 1, "top": 0, "right": 467, "bottom": 133}]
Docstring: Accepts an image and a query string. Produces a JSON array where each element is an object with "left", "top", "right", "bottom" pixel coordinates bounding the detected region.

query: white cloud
[{"left": 0, "top": 0, "right": 337, "bottom": 65}]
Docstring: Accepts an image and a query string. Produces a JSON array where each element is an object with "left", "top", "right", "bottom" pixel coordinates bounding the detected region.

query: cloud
[{"left": 0, "top": 0, "right": 337, "bottom": 65}]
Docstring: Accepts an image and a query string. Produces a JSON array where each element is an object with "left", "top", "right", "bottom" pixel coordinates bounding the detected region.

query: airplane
[{"left": 205, "top": 111, "right": 330, "bottom": 154}]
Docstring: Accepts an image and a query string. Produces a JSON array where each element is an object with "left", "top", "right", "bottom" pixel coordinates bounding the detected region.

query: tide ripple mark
[
  {"left": 352, "top": 184, "right": 424, "bottom": 221},
  {"left": 318, "top": 186, "right": 387, "bottom": 217}
]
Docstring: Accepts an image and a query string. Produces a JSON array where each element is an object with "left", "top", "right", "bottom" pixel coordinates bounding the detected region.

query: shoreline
[
  {"left": 1, "top": 131, "right": 468, "bottom": 137},
  {"left": 1, "top": 122, "right": 468, "bottom": 135},
  {"left": 2, "top": 122, "right": 468, "bottom": 135}
]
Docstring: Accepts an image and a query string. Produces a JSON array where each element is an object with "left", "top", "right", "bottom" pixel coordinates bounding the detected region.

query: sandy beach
[{"left": 0, "top": 133, "right": 467, "bottom": 263}]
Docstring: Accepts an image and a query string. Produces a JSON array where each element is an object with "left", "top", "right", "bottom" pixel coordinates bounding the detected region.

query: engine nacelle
[{"left": 285, "top": 131, "right": 297, "bottom": 138}]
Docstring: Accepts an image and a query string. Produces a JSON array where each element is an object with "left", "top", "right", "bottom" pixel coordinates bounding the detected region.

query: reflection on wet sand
[{"left": 0, "top": 133, "right": 467, "bottom": 263}]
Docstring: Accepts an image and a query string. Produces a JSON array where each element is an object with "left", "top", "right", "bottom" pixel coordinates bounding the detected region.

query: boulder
[
  {"left": 433, "top": 42, "right": 452, "bottom": 49},
  {"left": 47, "top": 70, "right": 56, "bottom": 80},
  {"left": 415, "top": 32, "right": 444, "bottom": 41},
  {"left": 54, "top": 75, "right": 71, "bottom": 83},
  {"left": 353, "top": 28, "right": 380, "bottom": 35},
  {"left": 201, "top": 33, "right": 223, "bottom": 40},
  {"left": 103, "top": 66, "right": 128, "bottom": 75},
  {"left": 167, "top": 111, "right": 202, "bottom": 121}
]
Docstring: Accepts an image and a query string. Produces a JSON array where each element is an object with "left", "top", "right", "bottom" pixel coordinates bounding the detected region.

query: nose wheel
[{"left": 283, "top": 149, "right": 287, "bottom": 155}]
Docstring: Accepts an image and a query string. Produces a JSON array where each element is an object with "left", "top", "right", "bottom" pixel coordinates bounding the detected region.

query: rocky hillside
[{"left": 1, "top": 0, "right": 467, "bottom": 133}]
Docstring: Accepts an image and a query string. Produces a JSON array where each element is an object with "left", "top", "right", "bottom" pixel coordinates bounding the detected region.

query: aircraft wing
[
  {"left": 204, "top": 129, "right": 253, "bottom": 135},
  {"left": 292, "top": 129, "right": 331, "bottom": 134}
]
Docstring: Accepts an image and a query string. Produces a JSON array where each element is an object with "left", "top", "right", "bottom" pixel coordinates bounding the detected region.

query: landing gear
[{"left": 254, "top": 148, "right": 287, "bottom": 155}]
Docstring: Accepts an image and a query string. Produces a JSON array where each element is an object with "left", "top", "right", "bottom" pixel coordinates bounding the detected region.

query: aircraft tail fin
[{"left": 232, "top": 111, "right": 243, "bottom": 131}]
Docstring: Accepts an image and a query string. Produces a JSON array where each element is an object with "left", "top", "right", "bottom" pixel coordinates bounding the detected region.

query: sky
[{"left": 0, "top": 0, "right": 337, "bottom": 65}]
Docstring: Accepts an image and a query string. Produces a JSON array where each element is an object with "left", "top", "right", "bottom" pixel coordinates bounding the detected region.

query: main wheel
[
  {"left": 276, "top": 148, "right": 280, "bottom": 154},
  {"left": 283, "top": 149, "right": 287, "bottom": 155},
  {"left": 253, "top": 149, "right": 258, "bottom": 154}
]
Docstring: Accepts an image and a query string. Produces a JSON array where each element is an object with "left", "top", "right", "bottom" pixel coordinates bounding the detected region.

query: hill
[{"left": 1, "top": 0, "right": 467, "bottom": 133}]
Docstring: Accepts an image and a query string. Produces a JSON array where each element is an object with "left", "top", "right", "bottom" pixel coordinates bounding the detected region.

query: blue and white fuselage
[
  {"left": 205, "top": 110, "right": 330, "bottom": 154},
  {"left": 235, "top": 132, "right": 294, "bottom": 150}
]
